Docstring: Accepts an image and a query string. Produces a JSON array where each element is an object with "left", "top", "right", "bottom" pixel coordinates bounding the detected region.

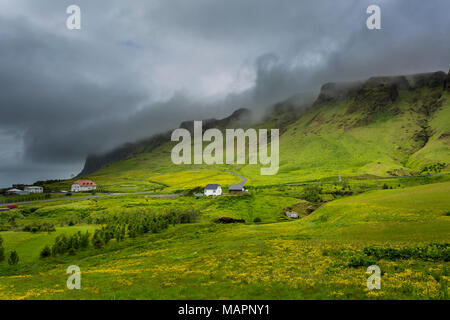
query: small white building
[
  {"left": 24, "top": 186, "right": 43, "bottom": 193},
  {"left": 204, "top": 184, "right": 222, "bottom": 196},
  {"left": 285, "top": 211, "right": 299, "bottom": 219},
  {"left": 7, "top": 188, "right": 29, "bottom": 196},
  {"left": 71, "top": 180, "right": 97, "bottom": 192}
]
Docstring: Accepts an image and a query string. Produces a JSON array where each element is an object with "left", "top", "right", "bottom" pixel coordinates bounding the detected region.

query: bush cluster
[
  {"left": 22, "top": 222, "right": 56, "bottom": 233},
  {"left": 301, "top": 185, "right": 322, "bottom": 203},
  {"left": 363, "top": 243, "right": 450, "bottom": 262},
  {"left": 44, "top": 231, "right": 91, "bottom": 257}
]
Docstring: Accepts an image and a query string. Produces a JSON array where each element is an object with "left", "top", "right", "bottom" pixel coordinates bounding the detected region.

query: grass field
[{"left": 0, "top": 181, "right": 448, "bottom": 300}]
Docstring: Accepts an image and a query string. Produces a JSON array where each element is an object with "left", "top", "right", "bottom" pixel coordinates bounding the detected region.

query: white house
[
  {"left": 71, "top": 180, "right": 97, "bottom": 192},
  {"left": 24, "top": 186, "right": 43, "bottom": 193},
  {"left": 204, "top": 184, "right": 222, "bottom": 196}
]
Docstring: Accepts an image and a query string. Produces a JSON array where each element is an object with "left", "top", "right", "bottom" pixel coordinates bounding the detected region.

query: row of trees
[
  {"left": 41, "top": 208, "right": 200, "bottom": 258},
  {"left": 41, "top": 231, "right": 91, "bottom": 258}
]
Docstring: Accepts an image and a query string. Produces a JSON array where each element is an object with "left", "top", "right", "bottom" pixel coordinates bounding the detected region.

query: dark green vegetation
[{"left": 0, "top": 235, "right": 4, "bottom": 262}]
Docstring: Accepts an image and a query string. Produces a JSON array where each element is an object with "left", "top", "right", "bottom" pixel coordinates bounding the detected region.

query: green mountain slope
[
  {"left": 50, "top": 71, "right": 450, "bottom": 192},
  {"left": 242, "top": 72, "right": 450, "bottom": 185}
]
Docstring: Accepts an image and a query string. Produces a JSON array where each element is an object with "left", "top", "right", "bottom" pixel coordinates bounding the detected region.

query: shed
[{"left": 228, "top": 184, "right": 245, "bottom": 193}]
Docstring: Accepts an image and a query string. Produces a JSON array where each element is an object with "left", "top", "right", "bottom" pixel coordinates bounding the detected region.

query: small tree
[
  {"left": 92, "top": 230, "right": 104, "bottom": 249},
  {"left": 79, "top": 231, "right": 90, "bottom": 248},
  {"left": 8, "top": 250, "right": 19, "bottom": 265}
]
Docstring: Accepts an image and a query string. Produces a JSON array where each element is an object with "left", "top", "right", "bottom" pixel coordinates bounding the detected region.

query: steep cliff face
[
  {"left": 445, "top": 69, "right": 450, "bottom": 91},
  {"left": 77, "top": 132, "right": 171, "bottom": 177},
  {"left": 179, "top": 108, "right": 251, "bottom": 133},
  {"left": 279, "top": 70, "right": 449, "bottom": 178},
  {"left": 312, "top": 71, "right": 448, "bottom": 127}
]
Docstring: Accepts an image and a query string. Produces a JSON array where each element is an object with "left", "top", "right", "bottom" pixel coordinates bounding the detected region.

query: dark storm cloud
[{"left": 0, "top": 0, "right": 449, "bottom": 187}]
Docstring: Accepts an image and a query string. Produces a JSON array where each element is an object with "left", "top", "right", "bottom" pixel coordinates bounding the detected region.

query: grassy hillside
[
  {"left": 42, "top": 73, "right": 449, "bottom": 193},
  {"left": 0, "top": 182, "right": 448, "bottom": 300}
]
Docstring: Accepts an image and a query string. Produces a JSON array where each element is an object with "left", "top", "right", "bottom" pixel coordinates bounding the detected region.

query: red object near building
[
  {"left": 73, "top": 180, "right": 97, "bottom": 187},
  {"left": 7, "top": 204, "right": 18, "bottom": 209}
]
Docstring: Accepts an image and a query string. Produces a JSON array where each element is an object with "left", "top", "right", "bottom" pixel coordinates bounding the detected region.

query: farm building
[
  {"left": 71, "top": 180, "right": 97, "bottom": 192},
  {"left": 228, "top": 184, "right": 246, "bottom": 193},
  {"left": 24, "top": 186, "right": 43, "bottom": 193},
  {"left": 285, "top": 211, "right": 299, "bottom": 219},
  {"left": 7, "top": 188, "right": 29, "bottom": 196},
  {"left": 204, "top": 184, "right": 222, "bottom": 196}
]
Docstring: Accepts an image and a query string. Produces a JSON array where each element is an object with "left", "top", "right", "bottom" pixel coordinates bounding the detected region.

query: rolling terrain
[{"left": 0, "top": 70, "right": 449, "bottom": 300}]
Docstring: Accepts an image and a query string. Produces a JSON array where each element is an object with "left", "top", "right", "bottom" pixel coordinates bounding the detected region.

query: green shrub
[
  {"left": 301, "top": 185, "right": 322, "bottom": 203},
  {"left": 347, "top": 253, "right": 377, "bottom": 268},
  {"left": 92, "top": 230, "right": 105, "bottom": 249},
  {"left": 363, "top": 243, "right": 450, "bottom": 261},
  {"left": 8, "top": 250, "right": 19, "bottom": 265},
  {"left": 22, "top": 222, "right": 56, "bottom": 233},
  {"left": 253, "top": 217, "right": 262, "bottom": 223},
  {"left": 40, "top": 245, "right": 51, "bottom": 259}
]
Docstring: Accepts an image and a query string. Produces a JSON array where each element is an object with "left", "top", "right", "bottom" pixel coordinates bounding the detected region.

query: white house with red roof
[{"left": 71, "top": 180, "right": 97, "bottom": 192}]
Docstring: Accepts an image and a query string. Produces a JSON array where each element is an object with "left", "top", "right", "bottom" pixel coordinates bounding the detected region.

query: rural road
[
  {"left": 227, "top": 171, "right": 248, "bottom": 187},
  {"left": 0, "top": 192, "right": 179, "bottom": 206},
  {"left": 1, "top": 171, "right": 247, "bottom": 207}
]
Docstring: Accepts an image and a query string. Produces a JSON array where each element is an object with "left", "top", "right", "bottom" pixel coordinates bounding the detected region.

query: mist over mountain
[{"left": 75, "top": 69, "right": 450, "bottom": 179}]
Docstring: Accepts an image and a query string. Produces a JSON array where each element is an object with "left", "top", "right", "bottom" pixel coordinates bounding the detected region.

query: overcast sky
[{"left": 0, "top": 0, "right": 449, "bottom": 187}]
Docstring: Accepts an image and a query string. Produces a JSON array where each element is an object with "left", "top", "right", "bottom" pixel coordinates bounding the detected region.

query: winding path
[{"left": 226, "top": 170, "right": 248, "bottom": 188}]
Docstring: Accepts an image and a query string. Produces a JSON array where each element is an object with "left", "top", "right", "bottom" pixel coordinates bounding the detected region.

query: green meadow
[{"left": 0, "top": 180, "right": 449, "bottom": 300}]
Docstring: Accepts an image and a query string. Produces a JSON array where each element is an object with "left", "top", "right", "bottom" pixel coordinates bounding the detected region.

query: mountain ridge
[{"left": 74, "top": 69, "right": 450, "bottom": 189}]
